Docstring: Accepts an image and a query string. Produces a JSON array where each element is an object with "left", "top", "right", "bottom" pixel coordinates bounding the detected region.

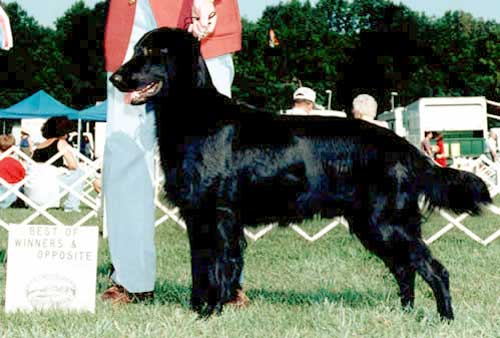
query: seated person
[
  {"left": 285, "top": 87, "right": 317, "bottom": 115},
  {"left": 0, "top": 134, "right": 26, "bottom": 208},
  {"left": 31, "top": 117, "right": 84, "bottom": 212},
  {"left": 352, "top": 94, "right": 389, "bottom": 128}
]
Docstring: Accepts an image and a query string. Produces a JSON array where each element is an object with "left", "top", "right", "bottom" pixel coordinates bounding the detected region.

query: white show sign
[{"left": 4, "top": 225, "right": 99, "bottom": 313}]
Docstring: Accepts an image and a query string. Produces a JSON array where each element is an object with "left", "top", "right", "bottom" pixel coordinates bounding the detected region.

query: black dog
[{"left": 110, "top": 28, "right": 491, "bottom": 319}]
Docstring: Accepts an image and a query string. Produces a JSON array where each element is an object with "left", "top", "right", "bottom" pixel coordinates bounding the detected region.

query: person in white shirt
[
  {"left": 352, "top": 94, "right": 389, "bottom": 128},
  {"left": 285, "top": 87, "right": 317, "bottom": 115},
  {"left": 486, "top": 130, "right": 498, "bottom": 162}
]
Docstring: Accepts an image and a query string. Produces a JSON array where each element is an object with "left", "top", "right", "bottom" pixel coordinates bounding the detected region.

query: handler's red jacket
[{"left": 105, "top": 0, "right": 242, "bottom": 72}]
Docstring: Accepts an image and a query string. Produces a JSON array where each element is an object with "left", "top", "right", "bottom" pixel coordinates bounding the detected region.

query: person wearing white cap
[
  {"left": 352, "top": 94, "right": 388, "bottom": 128},
  {"left": 285, "top": 87, "right": 317, "bottom": 115}
]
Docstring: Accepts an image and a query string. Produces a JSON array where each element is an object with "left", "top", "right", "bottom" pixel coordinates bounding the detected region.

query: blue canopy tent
[
  {"left": 67, "top": 101, "right": 107, "bottom": 156},
  {"left": 68, "top": 100, "right": 107, "bottom": 122},
  {"left": 0, "top": 90, "right": 78, "bottom": 119},
  {"left": 0, "top": 90, "right": 78, "bottom": 135}
]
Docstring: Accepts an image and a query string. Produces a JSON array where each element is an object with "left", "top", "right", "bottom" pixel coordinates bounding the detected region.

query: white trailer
[
  {"left": 405, "top": 96, "right": 487, "bottom": 148},
  {"left": 377, "top": 107, "right": 406, "bottom": 137},
  {"left": 378, "top": 96, "right": 489, "bottom": 158}
]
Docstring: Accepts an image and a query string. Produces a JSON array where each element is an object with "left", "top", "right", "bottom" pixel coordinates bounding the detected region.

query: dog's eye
[
  {"left": 143, "top": 47, "right": 153, "bottom": 56},
  {"left": 160, "top": 48, "right": 168, "bottom": 55}
]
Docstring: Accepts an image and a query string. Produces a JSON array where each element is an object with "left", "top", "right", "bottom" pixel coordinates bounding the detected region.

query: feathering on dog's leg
[
  {"left": 350, "top": 220, "right": 418, "bottom": 314},
  {"left": 204, "top": 206, "right": 241, "bottom": 315},
  {"left": 411, "top": 241, "right": 454, "bottom": 321},
  {"left": 347, "top": 191, "right": 453, "bottom": 320},
  {"left": 228, "top": 231, "right": 246, "bottom": 305},
  {"left": 185, "top": 216, "right": 211, "bottom": 314},
  {"left": 387, "top": 263, "right": 416, "bottom": 310}
]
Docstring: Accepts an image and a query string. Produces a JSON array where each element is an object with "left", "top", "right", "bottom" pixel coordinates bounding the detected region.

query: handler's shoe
[
  {"left": 101, "top": 284, "right": 154, "bottom": 305},
  {"left": 227, "top": 289, "right": 250, "bottom": 308}
]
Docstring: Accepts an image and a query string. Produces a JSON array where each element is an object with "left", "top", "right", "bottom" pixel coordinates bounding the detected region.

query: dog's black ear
[{"left": 194, "top": 55, "right": 212, "bottom": 89}]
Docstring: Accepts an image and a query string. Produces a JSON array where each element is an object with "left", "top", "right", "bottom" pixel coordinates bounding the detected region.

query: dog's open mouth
[{"left": 130, "top": 81, "right": 163, "bottom": 104}]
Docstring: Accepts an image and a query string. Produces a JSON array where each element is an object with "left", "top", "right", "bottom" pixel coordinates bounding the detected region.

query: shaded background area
[{"left": 0, "top": 0, "right": 499, "bottom": 116}]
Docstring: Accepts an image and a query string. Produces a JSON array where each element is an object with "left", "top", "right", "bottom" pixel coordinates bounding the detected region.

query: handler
[{"left": 102, "top": 0, "right": 247, "bottom": 305}]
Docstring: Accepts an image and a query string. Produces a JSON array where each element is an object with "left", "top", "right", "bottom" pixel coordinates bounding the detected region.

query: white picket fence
[{"left": 2, "top": 147, "right": 499, "bottom": 246}]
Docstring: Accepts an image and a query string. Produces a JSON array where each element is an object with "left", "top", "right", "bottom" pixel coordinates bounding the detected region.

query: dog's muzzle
[{"left": 110, "top": 73, "right": 128, "bottom": 92}]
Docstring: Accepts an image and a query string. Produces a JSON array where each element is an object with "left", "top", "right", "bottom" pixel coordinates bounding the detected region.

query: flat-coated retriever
[{"left": 110, "top": 27, "right": 491, "bottom": 319}]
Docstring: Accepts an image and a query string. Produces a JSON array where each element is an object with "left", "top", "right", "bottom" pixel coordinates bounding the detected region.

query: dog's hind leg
[
  {"left": 349, "top": 217, "right": 416, "bottom": 311},
  {"left": 386, "top": 262, "right": 416, "bottom": 310},
  {"left": 374, "top": 232, "right": 453, "bottom": 320},
  {"left": 410, "top": 241, "right": 454, "bottom": 320},
  {"left": 348, "top": 207, "right": 453, "bottom": 320}
]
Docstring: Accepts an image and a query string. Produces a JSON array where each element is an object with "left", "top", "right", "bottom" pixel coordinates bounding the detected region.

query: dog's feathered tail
[{"left": 420, "top": 166, "right": 492, "bottom": 215}]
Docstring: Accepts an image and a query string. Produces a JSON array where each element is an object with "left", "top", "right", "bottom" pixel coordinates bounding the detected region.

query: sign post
[{"left": 4, "top": 225, "right": 99, "bottom": 313}]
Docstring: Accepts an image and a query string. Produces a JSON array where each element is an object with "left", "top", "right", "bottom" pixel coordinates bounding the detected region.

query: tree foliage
[
  {"left": 0, "top": 2, "right": 67, "bottom": 105},
  {"left": 1, "top": 0, "right": 499, "bottom": 115},
  {"left": 54, "top": 0, "right": 108, "bottom": 108},
  {"left": 0, "top": 0, "right": 108, "bottom": 109}
]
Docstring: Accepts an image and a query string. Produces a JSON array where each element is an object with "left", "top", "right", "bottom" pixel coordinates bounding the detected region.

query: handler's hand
[{"left": 188, "top": 0, "right": 217, "bottom": 40}]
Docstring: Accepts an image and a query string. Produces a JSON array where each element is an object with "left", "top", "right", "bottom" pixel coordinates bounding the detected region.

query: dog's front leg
[
  {"left": 185, "top": 215, "right": 212, "bottom": 314},
  {"left": 204, "top": 206, "right": 242, "bottom": 315}
]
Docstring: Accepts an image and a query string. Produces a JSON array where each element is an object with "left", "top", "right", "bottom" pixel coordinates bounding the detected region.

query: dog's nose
[{"left": 110, "top": 73, "right": 123, "bottom": 85}]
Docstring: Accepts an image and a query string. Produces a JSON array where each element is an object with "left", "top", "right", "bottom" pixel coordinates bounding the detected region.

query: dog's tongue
[{"left": 124, "top": 93, "right": 133, "bottom": 104}]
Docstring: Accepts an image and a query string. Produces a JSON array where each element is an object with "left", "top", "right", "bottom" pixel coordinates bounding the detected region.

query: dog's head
[{"left": 110, "top": 28, "right": 211, "bottom": 105}]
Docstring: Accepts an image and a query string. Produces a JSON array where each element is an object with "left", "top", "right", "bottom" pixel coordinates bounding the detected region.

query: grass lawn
[{"left": 0, "top": 199, "right": 499, "bottom": 338}]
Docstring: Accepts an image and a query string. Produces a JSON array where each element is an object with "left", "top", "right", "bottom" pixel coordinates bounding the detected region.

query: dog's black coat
[{"left": 111, "top": 28, "right": 492, "bottom": 319}]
